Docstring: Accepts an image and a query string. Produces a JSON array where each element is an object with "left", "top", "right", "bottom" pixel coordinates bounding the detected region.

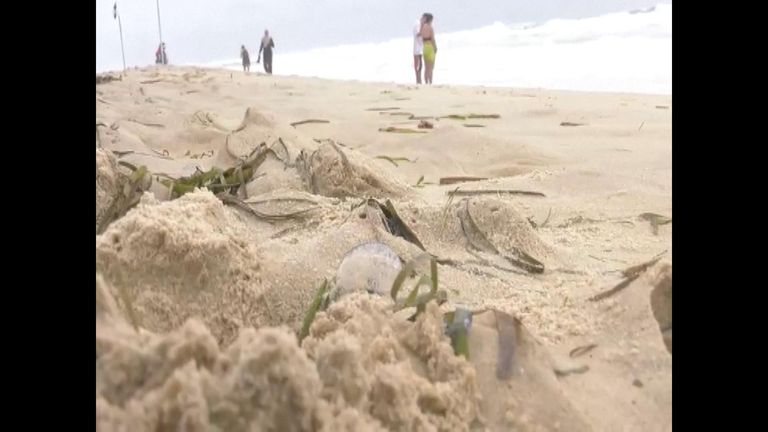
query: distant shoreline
[{"left": 97, "top": 66, "right": 671, "bottom": 97}]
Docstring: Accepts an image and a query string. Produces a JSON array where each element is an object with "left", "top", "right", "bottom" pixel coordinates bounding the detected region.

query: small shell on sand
[{"left": 332, "top": 242, "right": 402, "bottom": 301}]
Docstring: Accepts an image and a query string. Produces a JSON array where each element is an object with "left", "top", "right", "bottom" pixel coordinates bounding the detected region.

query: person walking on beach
[
  {"left": 257, "top": 30, "right": 275, "bottom": 74},
  {"left": 420, "top": 13, "right": 437, "bottom": 84},
  {"left": 241, "top": 45, "right": 251, "bottom": 72},
  {"left": 413, "top": 15, "right": 425, "bottom": 84}
]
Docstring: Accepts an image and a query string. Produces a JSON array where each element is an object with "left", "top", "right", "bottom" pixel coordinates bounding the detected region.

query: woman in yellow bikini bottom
[
  {"left": 421, "top": 13, "right": 437, "bottom": 84},
  {"left": 423, "top": 42, "right": 436, "bottom": 65}
]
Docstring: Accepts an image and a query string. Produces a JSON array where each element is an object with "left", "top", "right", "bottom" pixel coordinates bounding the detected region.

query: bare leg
[
  {"left": 425, "top": 62, "right": 434, "bottom": 84},
  {"left": 414, "top": 55, "right": 423, "bottom": 84}
]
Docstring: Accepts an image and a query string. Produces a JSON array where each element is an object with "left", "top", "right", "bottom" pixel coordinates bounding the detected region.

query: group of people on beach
[
  {"left": 154, "top": 43, "right": 168, "bottom": 65},
  {"left": 238, "top": 14, "right": 436, "bottom": 84},
  {"left": 153, "top": 14, "right": 436, "bottom": 84},
  {"left": 152, "top": 30, "right": 274, "bottom": 74},
  {"left": 240, "top": 30, "right": 275, "bottom": 74}
]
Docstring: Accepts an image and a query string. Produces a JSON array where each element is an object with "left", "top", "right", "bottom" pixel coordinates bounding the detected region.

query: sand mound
[
  {"left": 96, "top": 148, "right": 153, "bottom": 234},
  {"left": 96, "top": 148, "right": 124, "bottom": 233},
  {"left": 97, "top": 273, "right": 482, "bottom": 431},
  {"left": 97, "top": 274, "right": 322, "bottom": 431},
  {"left": 97, "top": 272, "right": 589, "bottom": 431},
  {"left": 101, "top": 102, "right": 410, "bottom": 203},
  {"left": 241, "top": 140, "right": 306, "bottom": 196},
  {"left": 224, "top": 108, "right": 281, "bottom": 160},
  {"left": 254, "top": 209, "right": 427, "bottom": 331},
  {"left": 297, "top": 141, "right": 410, "bottom": 199},
  {"left": 96, "top": 190, "right": 268, "bottom": 345},
  {"left": 469, "top": 310, "right": 591, "bottom": 431},
  {"left": 383, "top": 196, "right": 558, "bottom": 271},
  {"left": 95, "top": 170, "right": 414, "bottom": 342},
  {"left": 461, "top": 197, "right": 554, "bottom": 262},
  {"left": 239, "top": 107, "right": 276, "bottom": 129},
  {"left": 246, "top": 158, "right": 306, "bottom": 196},
  {"left": 304, "top": 295, "right": 481, "bottom": 430},
  {"left": 242, "top": 137, "right": 409, "bottom": 199},
  {"left": 95, "top": 161, "right": 572, "bottom": 349},
  {"left": 222, "top": 107, "right": 317, "bottom": 163}
]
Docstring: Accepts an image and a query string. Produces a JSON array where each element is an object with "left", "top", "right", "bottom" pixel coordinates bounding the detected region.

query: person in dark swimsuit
[
  {"left": 257, "top": 30, "right": 275, "bottom": 74},
  {"left": 420, "top": 14, "right": 437, "bottom": 84}
]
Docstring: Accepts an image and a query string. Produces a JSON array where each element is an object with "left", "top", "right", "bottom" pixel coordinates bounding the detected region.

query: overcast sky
[{"left": 96, "top": 0, "right": 671, "bottom": 72}]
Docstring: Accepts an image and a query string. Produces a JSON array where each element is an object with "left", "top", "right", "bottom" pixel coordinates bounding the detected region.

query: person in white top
[{"left": 413, "top": 15, "right": 425, "bottom": 84}]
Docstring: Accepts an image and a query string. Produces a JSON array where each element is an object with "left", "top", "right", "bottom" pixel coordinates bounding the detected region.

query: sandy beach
[{"left": 96, "top": 67, "right": 671, "bottom": 431}]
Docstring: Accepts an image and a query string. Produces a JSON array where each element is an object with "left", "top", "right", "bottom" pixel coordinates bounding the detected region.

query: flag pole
[
  {"left": 118, "top": 15, "right": 126, "bottom": 71},
  {"left": 114, "top": 3, "right": 126, "bottom": 71},
  {"left": 155, "top": 0, "right": 163, "bottom": 44}
]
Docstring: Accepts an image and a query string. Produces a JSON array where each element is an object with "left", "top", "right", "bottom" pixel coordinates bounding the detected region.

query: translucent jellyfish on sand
[{"left": 330, "top": 242, "right": 403, "bottom": 302}]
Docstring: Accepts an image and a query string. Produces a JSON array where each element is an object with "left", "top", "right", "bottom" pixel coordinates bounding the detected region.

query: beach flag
[{"left": 113, "top": 3, "right": 117, "bottom": 19}]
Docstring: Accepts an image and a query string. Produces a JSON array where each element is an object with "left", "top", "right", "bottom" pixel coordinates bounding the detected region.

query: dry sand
[{"left": 96, "top": 67, "right": 671, "bottom": 431}]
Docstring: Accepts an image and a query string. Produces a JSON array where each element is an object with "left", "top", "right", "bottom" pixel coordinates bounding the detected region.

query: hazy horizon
[{"left": 96, "top": 0, "right": 670, "bottom": 72}]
